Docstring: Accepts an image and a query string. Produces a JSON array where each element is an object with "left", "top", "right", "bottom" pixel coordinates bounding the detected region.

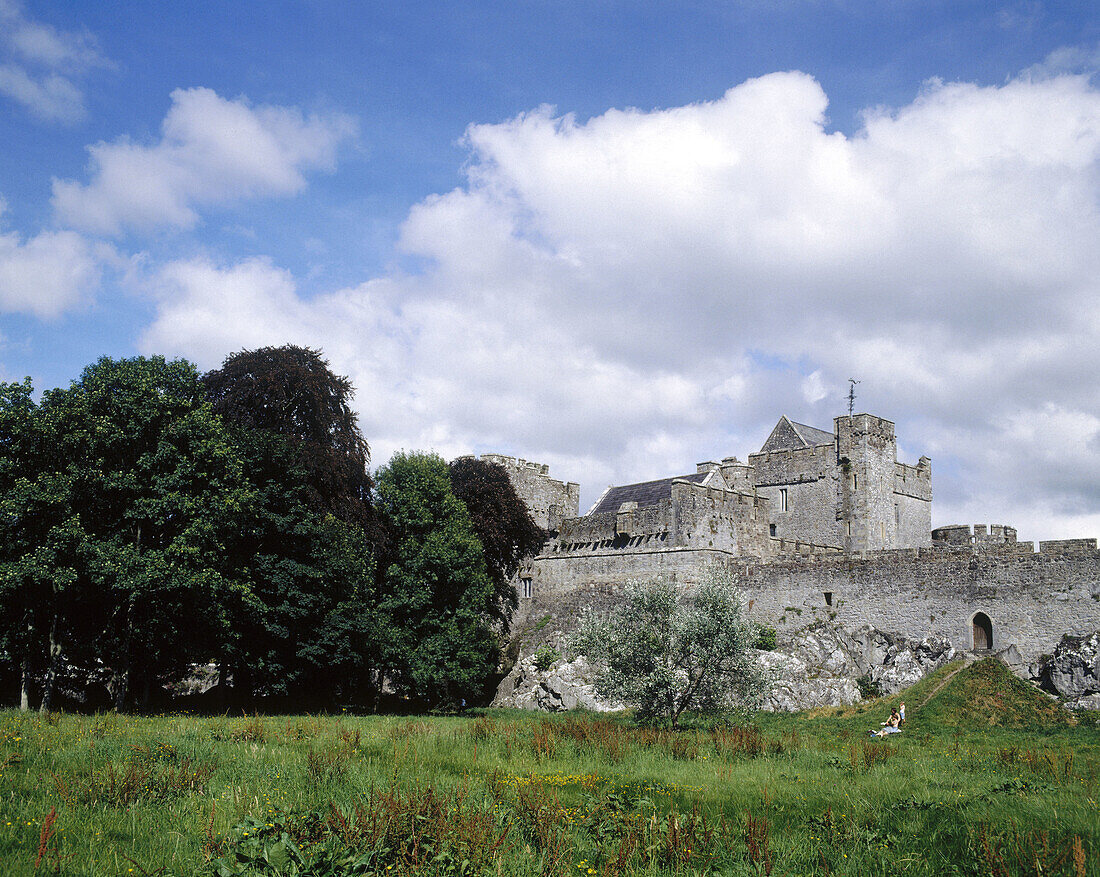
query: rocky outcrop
[
  {"left": 493, "top": 621, "right": 959, "bottom": 713},
  {"left": 756, "top": 622, "right": 956, "bottom": 710},
  {"left": 492, "top": 655, "right": 624, "bottom": 712},
  {"left": 1037, "top": 632, "right": 1100, "bottom": 708},
  {"left": 755, "top": 649, "right": 861, "bottom": 711}
]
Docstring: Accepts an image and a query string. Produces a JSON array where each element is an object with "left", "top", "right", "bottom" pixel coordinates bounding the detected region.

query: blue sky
[{"left": 1, "top": 0, "right": 1099, "bottom": 538}]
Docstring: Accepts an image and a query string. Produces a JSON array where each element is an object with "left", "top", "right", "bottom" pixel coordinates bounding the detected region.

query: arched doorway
[{"left": 972, "top": 612, "right": 993, "bottom": 650}]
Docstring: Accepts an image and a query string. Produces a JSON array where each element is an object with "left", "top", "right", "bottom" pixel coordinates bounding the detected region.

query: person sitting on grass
[{"left": 870, "top": 707, "right": 902, "bottom": 738}]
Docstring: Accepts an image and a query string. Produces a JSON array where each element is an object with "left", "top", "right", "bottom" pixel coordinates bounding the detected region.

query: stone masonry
[{"left": 474, "top": 411, "right": 1100, "bottom": 670}]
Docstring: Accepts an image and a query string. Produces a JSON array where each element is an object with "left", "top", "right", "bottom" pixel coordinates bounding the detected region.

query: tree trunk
[
  {"left": 112, "top": 598, "right": 136, "bottom": 713},
  {"left": 19, "top": 614, "right": 33, "bottom": 711},
  {"left": 39, "top": 609, "right": 60, "bottom": 714},
  {"left": 235, "top": 661, "right": 253, "bottom": 709}
]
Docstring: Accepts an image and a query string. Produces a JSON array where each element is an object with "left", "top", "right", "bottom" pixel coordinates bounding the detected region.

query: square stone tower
[
  {"left": 835, "top": 414, "right": 898, "bottom": 551},
  {"left": 749, "top": 413, "right": 931, "bottom": 551}
]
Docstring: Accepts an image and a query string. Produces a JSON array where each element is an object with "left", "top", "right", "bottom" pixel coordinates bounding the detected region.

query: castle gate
[{"left": 972, "top": 612, "right": 993, "bottom": 650}]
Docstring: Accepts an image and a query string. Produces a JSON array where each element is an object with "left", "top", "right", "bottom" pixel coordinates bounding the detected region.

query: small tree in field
[{"left": 571, "top": 569, "right": 764, "bottom": 727}]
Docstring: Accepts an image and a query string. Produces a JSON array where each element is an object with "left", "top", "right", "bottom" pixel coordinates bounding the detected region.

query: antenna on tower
[{"left": 847, "top": 378, "right": 860, "bottom": 418}]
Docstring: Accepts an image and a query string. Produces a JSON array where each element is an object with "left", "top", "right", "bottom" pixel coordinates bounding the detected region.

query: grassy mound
[
  {"left": 912, "top": 657, "right": 1070, "bottom": 730},
  {"left": 756, "top": 657, "right": 1072, "bottom": 738}
]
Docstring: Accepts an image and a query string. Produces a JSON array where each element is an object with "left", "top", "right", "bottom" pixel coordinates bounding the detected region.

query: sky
[{"left": 1, "top": 0, "right": 1099, "bottom": 540}]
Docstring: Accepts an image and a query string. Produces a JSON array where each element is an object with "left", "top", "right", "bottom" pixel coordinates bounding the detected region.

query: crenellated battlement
[{"left": 932, "top": 523, "right": 1018, "bottom": 545}]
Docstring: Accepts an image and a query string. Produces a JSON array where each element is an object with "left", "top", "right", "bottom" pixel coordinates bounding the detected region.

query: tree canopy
[
  {"left": 375, "top": 452, "right": 499, "bottom": 708},
  {"left": 0, "top": 357, "right": 252, "bottom": 711},
  {"left": 0, "top": 348, "right": 531, "bottom": 714},
  {"left": 571, "top": 569, "right": 765, "bottom": 727},
  {"left": 203, "top": 345, "right": 372, "bottom": 532}
]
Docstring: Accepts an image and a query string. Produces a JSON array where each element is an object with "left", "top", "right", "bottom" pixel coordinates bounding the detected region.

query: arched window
[{"left": 972, "top": 612, "right": 993, "bottom": 650}]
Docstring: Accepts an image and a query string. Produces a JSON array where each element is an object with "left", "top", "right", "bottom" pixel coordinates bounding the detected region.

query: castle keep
[{"left": 484, "top": 413, "right": 1100, "bottom": 668}]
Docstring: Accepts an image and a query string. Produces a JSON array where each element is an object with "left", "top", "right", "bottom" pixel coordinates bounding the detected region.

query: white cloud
[
  {"left": 0, "top": 1, "right": 110, "bottom": 123},
  {"left": 53, "top": 87, "right": 356, "bottom": 235},
  {"left": 800, "top": 370, "right": 829, "bottom": 405},
  {"left": 0, "top": 198, "right": 101, "bottom": 316},
  {"left": 140, "top": 69, "right": 1100, "bottom": 539}
]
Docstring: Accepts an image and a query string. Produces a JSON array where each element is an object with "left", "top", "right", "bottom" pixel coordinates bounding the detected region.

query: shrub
[
  {"left": 571, "top": 569, "right": 764, "bottom": 727},
  {"left": 753, "top": 625, "right": 777, "bottom": 651},
  {"left": 533, "top": 644, "right": 561, "bottom": 671},
  {"left": 856, "top": 674, "right": 883, "bottom": 699}
]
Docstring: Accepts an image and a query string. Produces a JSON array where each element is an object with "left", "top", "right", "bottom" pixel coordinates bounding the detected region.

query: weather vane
[{"left": 847, "top": 378, "right": 860, "bottom": 418}]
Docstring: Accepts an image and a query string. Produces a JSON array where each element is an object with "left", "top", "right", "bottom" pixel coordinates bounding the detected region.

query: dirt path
[{"left": 916, "top": 657, "right": 974, "bottom": 709}]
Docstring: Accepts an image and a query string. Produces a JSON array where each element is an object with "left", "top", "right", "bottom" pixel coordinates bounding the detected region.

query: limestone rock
[
  {"left": 492, "top": 655, "right": 623, "bottom": 712},
  {"left": 755, "top": 650, "right": 862, "bottom": 711},
  {"left": 1037, "top": 632, "right": 1100, "bottom": 703},
  {"left": 1071, "top": 693, "right": 1100, "bottom": 711},
  {"left": 493, "top": 621, "right": 958, "bottom": 714},
  {"left": 778, "top": 622, "right": 956, "bottom": 697}
]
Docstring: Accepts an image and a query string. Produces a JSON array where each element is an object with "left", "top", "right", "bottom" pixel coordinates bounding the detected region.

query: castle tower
[{"left": 835, "top": 414, "right": 898, "bottom": 552}]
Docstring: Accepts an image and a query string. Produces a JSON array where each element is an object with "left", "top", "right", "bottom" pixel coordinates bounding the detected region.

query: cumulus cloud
[
  {"left": 0, "top": 0, "right": 111, "bottom": 123},
  {"left": 140, "top": 69, "right": 1100, "bottom": 539},
  {"left": 53, "top": 87, "right": 356, "bottom": 235},
  {"left": 0, "top": 198, "right": 101, "bottom": 317}
]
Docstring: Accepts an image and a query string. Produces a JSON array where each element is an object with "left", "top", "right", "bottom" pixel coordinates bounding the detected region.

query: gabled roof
[
  {"left": 758, "top": 416, "right": 834, "bottom": 453},
  {"left": 588, "top": 472, "right": 710, "bottom": 516}
]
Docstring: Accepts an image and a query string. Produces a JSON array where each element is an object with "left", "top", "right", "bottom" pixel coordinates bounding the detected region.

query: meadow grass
[{"left": 1, "top": 659, "right": 1097, "bottom": 875}]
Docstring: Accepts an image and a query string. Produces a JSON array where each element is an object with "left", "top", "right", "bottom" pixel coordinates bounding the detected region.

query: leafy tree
[
  {"left": 448, "top": 457, "right": 546, "bottom": 631},
  {"left": 203, "top": 345, "right": 374, "bottom": 533},
  {"left": 375, "top": 452, "right": 498, "bottom": 708},
  {"left": 216, "top": 430, "right": 377, "bottom": 708},
  {"left": 571, "top": 569, "right": 764, "bottom": 727},
  {"left": 203, "top": 347, "right": 381, "bottom": 707},
  {"left": 0, "top": 378, "right": 49, "bottom": 709},
  {"left": 0, "top": 357, "right": 255, "bottom": 711},
  {"left": 1, "top": 352, "right": 384, "bottom": 712}
]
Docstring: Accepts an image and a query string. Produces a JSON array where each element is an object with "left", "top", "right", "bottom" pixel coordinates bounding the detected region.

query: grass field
[{"left": 1, "top": 659, "right": 1098, "bottom": 876}]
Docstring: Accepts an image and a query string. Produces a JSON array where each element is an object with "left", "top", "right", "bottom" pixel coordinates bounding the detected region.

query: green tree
[
  {"left": 375, "top": 451, "right": 498, "bottom": 708},
  {"left": 203, "top": 346, "right": 381, "bottom": 707},
  {"left": 448, "top": 457, "right": 546, "bottom": 632},
  {"left": 216, "top": 431, "right": 377, "bottom": 708},
  {"left": 0, "top": 358, "right": 256, "bottom": 711},
  {"left": 571, "top": 569, "right": 764, "bottom": 727}
]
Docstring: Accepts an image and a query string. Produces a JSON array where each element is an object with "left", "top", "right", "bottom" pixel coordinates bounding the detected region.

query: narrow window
[
  {"left": 846, "top": 521, "right": 851, "bottom": 537},
  {"left": 521, "top": 578, "right": 532, "bottom": 599},
  {"left": 895, "top": 503, "right": 900, "bottom": 527},
  {"left": 852, "top": 473, "right": 858, "bottom": 490},
  {"left": 779, "top": 488, "right": 788, "bottom": 512},
  {"left": 769, "top": 523, "right": 777, "bottom": 537},
  {"left": 824, "top": 591, "right": 833, "bottom": 607},
  {"left": 880, "top": 521, "right": 886, "bottom": 541}
]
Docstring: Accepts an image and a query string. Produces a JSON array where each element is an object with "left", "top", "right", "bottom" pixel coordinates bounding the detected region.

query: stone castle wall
[
  {"left": 745, "top": 415, "right": 931, "bottom": 552},
  {"left": 724, "top": 540, "right": 1100, "bottom": 665},
  {"left": 488, "top": 414, "right": 1090, "bottom": 675},
  {"left": 518, "top": 535, "right": 1100, "bottom": 667},
  {"left": 547, "top": 480, "right": 772, "bottom": 572},
  {"left": 750, "top": 443, "right": 838, "bottom": 547}
]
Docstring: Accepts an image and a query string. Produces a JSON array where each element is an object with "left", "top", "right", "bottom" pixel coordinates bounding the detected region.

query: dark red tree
[
  {"left": 203, "top": 345, "right": 373, "bottom": 532},
  {"left": 448, "top": 457, "right": 546, "bottom": 631}
]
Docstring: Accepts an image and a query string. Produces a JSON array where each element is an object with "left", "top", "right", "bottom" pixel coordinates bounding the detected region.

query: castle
[{"left": 464, "top": 412, "right": 1100, "bottom": 669}]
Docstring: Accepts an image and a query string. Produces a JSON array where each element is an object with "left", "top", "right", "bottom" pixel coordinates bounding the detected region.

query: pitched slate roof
[
  {"left": 758, "top": 416, "right": 834, "bottom": 453},
  {"left": 790, "top": 419, "right": 834, "bottom": 446},
  {"left": 589, "top": 472, "right": 710, "bottom": 515}
]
